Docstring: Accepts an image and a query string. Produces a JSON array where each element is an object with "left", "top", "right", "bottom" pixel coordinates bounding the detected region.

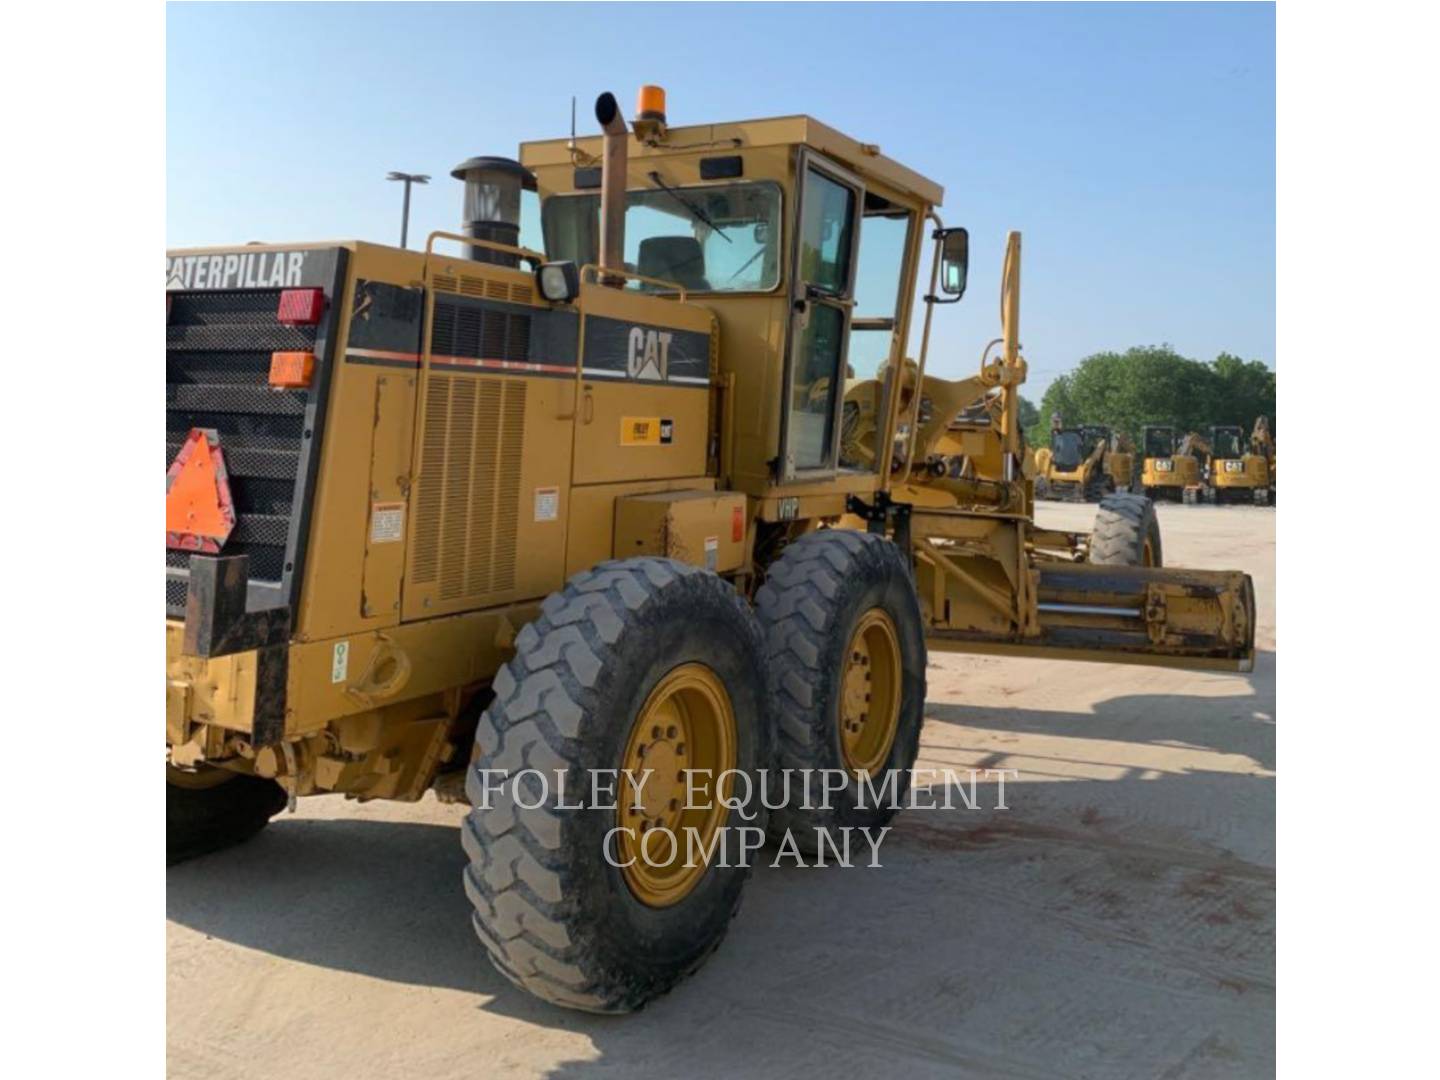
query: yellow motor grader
[
  {"left": 1033, "top": 418, "right": 1132, "bottom": 501},
  {"left": 166, "top": 86, "right": 1254, "bottom": 1013}
]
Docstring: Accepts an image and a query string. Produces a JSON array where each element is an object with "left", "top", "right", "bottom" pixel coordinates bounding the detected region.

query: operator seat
[{"left": 638, "top": 236, "right": 710, "bottom": 291}]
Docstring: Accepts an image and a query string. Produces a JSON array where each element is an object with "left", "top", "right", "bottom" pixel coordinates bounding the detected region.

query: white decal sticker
[
  {"left": 165, "top": 250, "right": 307, "bottom": 291},
  {"left": 370, "top": 502, "right": 404, "bottom": 543},
  {"left": 626, "top": 326, "right": 673, "bottom": 380},
  {"left": 704, "top": 535, "right": 719, "bottom": 571},
  {"left": 331, "top": 641, "right": 350, "bottom": 684},
  {"left": 534, "top": 486, "right": 560, "bottom": 522}
]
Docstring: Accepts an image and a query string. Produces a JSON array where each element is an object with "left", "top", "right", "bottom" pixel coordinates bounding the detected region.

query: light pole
[{"left": 387, "top": 171, "right": 430, "bottom": 249}]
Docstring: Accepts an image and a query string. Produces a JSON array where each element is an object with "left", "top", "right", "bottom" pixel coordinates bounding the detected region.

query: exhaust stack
[{"left": 595, "top": 92, "right": 628, "bottom": 286}]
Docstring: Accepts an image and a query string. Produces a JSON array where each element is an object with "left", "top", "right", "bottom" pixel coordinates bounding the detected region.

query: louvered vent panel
[
  {"left": 439, "top": 379, "right": 477, "bottom": 600},
  {"left": 409, "top": 374, "right": 525, "bottom": 608},
  {"left": 493, "top": 383, "right": 525, "bottom": 590},
  {"left": 465, "top": 382, "right": 503, "bottom": 595},
  {"left": 411, "top": 377, "right": 451, "bottom": 585}
]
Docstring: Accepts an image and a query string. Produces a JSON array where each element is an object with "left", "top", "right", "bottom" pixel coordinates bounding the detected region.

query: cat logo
[{"left": 627, "top": 326, "right": 673, "bottom": 381}]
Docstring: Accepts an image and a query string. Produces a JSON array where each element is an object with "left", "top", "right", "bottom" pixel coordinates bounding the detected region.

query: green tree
[
  {"left": 1207, "top": 353, "right": 1276, "bottom": 434},
  {"left": 1030, "top": 345, "right": 1274, "bottom": 447},
  {"left": 1017, "top": 394, "right": 1040, "bottom": 433}
]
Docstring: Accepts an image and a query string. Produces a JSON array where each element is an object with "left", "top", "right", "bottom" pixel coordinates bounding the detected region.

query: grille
[
  {"left": 434, "top": 271, "right": 535, "bottom": 307},
  {"left": 408, "top": 374, "right": 526, "bottom": 607},
  {"left": 431, "top": 296, "right": 532, "bottom": 363},
  {"left": 166, "top": 288, "right": 316, "bottom": 613}
]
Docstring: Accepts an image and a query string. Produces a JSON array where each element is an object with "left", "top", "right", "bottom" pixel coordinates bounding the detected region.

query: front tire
[
  {"left": 755, "top": 530, "right": 926, "bottom": 851},
  {"left": 1089, "top": 492, "right": 1163, "bottom": 567},
  {"left": 462, "top": 559, "right": 768, "bottom": 1013},
  {"left": 167, "top": 766, "right": 287, "bottom": 865}
]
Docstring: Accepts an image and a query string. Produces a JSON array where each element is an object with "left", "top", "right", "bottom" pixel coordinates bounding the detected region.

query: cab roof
[{"left": 520, "top": 114, "right": 945, "bottom": 207}]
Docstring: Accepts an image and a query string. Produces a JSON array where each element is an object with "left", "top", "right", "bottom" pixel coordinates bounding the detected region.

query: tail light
[
  {"left": 269, "top": 351, "right": 315, "bottom": 388},
  {"left": 277, "top": 287, "right": 324, "bottom": 325}
]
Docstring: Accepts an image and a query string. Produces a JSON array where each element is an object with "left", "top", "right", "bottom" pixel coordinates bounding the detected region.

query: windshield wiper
[{"left": 646, "top": 171, "right": 732, "bottom": 244}]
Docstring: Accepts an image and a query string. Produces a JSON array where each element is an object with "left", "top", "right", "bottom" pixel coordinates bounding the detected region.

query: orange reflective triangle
[{"left": 166, "top": 429, "right": 236, "bottom": 552}]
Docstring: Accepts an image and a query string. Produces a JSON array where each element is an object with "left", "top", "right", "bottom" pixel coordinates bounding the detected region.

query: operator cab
[
  {"left": 1050, "top": 424, "right": 1110, "bottom": 470},
  {"left": 1051, "top": 429, "right": 1084, "bottom": 470},
  {"left": 1142, "top": 425, "right": 1177, "bottom": 458},
  {"left": 518, "top": 94, "right": 954, "bottom": 494},
  {"left": 1209, "top": 425, "right": 1245, "bottom": 459}
]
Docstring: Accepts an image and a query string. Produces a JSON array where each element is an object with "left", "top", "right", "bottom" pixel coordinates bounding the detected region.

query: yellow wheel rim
[
  {"left": 839, "top": 608, "right": 903, "bottom": 778},
  {"left": 617, "top": 663, "right": 736, "bottom": 908},
  {"left": 1142, "top": 537, "right": 1156, "bottom": 567}
]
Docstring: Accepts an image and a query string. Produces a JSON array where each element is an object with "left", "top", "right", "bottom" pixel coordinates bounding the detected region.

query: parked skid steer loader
[
  {"left": 1034, "top": 419, "right": 1127, "bottom": 501},
  {"left": 166, "top": 87, "right": 1255, "bottom": 1013}
]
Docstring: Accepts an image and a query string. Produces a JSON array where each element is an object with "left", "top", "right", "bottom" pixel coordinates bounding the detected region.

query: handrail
[
  {"left": 579, "top": 263, "right": 687, "bottom": 302},
  {"left": 423, "top": 230, "right": 545, "bottom": 265},
  {"left": 894, "top": 210, "right": 946, "bottom": 485}
]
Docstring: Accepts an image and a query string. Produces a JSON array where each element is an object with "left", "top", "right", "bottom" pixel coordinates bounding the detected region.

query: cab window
[
  {"left": 541, "top": 181, "right": 783, "bottom": 293},
  {"left": 837, "top": 205, "right": 912, "bottom": 471},
  {"left": 848, "top": 209, "right": 912, "bottom": 381}
]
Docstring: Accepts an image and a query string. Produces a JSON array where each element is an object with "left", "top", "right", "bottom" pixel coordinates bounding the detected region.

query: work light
[{"left": 537, "top": 261, "right": 580, "bottom": 303}]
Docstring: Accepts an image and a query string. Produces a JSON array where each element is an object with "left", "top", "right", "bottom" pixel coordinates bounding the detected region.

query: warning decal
[
  {"left": 370, "top": 502, "right": 405, "bottom": 544},
  {"left": 535, "top": 486, "right": 560, "bottom": 522},
  {"left": 331, "top": 641, "right": 350, "bottom": 684}
]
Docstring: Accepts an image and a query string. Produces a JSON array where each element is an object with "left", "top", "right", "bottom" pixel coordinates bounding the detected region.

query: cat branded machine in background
[
  {"left": 166, "top": 86, "right": 1255, "bottom": 1014},
  {"left": 1203, "top": 418, "right": 1275, "bottom": 505},
  {"left": 1033, "top": 416, "right": 1133, "bottom": 501},
  {"left": 1138, "top": 423, "right": 1202, "bottom": 502}
]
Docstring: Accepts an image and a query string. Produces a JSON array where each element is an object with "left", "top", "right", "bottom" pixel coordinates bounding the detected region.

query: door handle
[{"left": 582, "top": 387, "right": 594, "bottom": 425}]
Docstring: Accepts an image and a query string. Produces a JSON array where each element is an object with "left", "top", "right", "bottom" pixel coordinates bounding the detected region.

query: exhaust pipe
[{"left": 595, "top": 92, "right": 627, "bottom": 287}]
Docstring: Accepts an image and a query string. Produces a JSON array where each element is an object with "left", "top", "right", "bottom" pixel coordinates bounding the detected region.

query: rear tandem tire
[
  {"left": 1089, "top": 492, "right": 1163, "bottom": 567},
  {"left": 754, "top": 530, "right": 927, "bottom": 852},
  {"left": 461, "top": 558, "right": 769, "bottom": 1014},
  {"left": 166, "top": 767, "right": 287, "bottom": 865}
]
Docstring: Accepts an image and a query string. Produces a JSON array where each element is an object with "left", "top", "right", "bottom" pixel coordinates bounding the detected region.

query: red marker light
[{"left": 277, "top": 287, "right": 325, "bottom": 325}]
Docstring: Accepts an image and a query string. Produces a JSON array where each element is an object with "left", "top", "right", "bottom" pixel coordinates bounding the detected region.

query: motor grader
[
  {"left": 1033, "top": 418, "right": 1132, "bottom": 501},
  {"left": 1204, "top": 419, "right": 1275, "bottom": 505},
  {"left": 166, "top": 87, "right": 1255, "bottom": 1014},
  {"left": 1138, "top": 423, "right": 1201, "bottom": 501}
]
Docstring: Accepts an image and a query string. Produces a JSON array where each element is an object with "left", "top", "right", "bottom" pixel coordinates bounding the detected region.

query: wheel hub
[
  {"left": 838, "top": 608, "right": 902, "bottom": 778},
  {"left": 617, "top": 663, "right": 736, "bottom": 908}
]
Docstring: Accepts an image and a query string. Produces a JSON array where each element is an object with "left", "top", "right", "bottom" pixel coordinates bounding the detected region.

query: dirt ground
[{"left": 167, "top": 502, "right": 1275, "bottom": 1079}]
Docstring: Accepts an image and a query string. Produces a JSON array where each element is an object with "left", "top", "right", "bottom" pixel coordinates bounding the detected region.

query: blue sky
[{"left": 167, "top": 2, "right": 1275, "bottom": 395}]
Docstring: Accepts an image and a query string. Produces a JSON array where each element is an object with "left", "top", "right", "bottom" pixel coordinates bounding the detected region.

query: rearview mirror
[{"left": 939, "top": 227, "right": 969, "bottom": 298}]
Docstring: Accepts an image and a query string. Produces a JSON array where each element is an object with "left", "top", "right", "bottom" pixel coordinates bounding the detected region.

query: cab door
[{"left": 778, "top": 152, "right": 864, "bottom": 482}]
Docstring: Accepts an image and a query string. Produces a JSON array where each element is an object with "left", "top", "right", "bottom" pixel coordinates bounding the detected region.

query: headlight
[{"left": 536, "top": 261, "right": 580, "bottom": 303}]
